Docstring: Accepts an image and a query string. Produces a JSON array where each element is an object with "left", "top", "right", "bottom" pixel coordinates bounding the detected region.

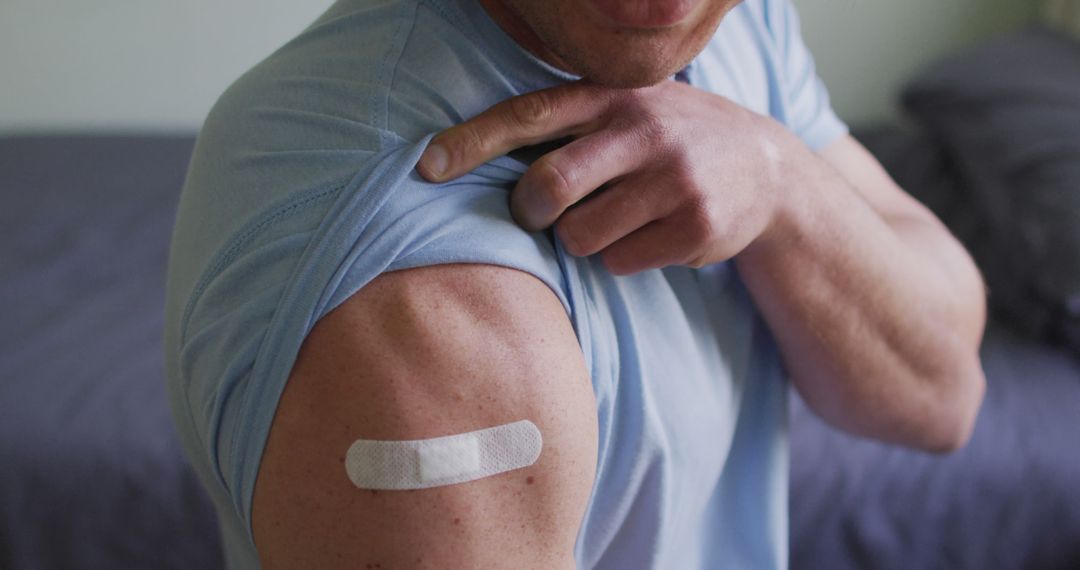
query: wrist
[{"left": 748, "top": 125, "right": 819, "bottom": 257}]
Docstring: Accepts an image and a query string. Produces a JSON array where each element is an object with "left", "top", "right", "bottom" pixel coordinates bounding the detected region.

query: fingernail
[{"left": 420, "top": 143, "right": 449, "bottom": 180}]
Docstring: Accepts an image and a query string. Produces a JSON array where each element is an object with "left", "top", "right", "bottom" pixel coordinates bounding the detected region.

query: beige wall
[
  {"left": 1043, "top": 0, "right": 1080, "bottom": 35},
  {"left": 0, "top": 0, "right": 1036, "bottom": 134},
  {"left": 798, "top": 0, "right": 1037, "bottom": 124},
  {"left": 0, "top": 0, "right": 335, "bottom": 134}
]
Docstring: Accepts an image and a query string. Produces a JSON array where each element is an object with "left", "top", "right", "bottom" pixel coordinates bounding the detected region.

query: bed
[
  {"left": 2, "top": 27, "right": 1078, "bottom": 570},
  {"left": 0, "top": 136, "right": 220, "bottom": 568}
]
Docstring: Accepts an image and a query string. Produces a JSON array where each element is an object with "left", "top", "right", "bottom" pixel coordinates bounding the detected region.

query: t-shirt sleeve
[
  {"left": 766, "top": 0, "right": 849, "bottom": 151},
  {"left": 173, "top": 136, "right": 569, "bottom": 535},
  {"left": 313, "top": 140, "right": 570, "bottom": 321}
]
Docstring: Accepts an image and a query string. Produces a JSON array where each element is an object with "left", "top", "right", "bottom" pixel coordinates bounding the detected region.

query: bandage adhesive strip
[{"left": 344, "top": 419, "right": 543, "bottom": 490}]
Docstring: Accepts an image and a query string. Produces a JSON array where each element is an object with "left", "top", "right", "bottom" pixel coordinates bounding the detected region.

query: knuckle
[
  {"left": 669, "top": 154, "right": 698, "bottom": 185},
  {"left": 508, "top": 90, "right": 555, "bottom": 133},
  {"left": 616, "top": 90, "right": 666, "bottom": 133},
  {"left": 451, "top": 125, "right": 488, "bottom": 164},
  {"left": 638, "top": 111, "right": 669, "bottom": 141},
  {"left": 684, "top": 198, "right": 719, "bottom": 245},
  {"left": 532, "top": 156, "right": 575, "bottom": 210}
]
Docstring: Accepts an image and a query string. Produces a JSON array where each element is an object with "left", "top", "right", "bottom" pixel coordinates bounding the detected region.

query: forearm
[
  {"left": 736, "top": 138, "right": 986, "bottom": 451},
  {"left": 416, "top": 80, "right": 987, "bottom": 451}
]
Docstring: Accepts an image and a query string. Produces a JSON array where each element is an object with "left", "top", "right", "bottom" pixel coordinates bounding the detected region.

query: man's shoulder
[
  {"left": 198, "top": 0, "right": 511, "bottom": 164},
  {"left": 253, "top": 261, "right": 595, "bottom": 569},
  {"left": 171, "top": 0, "right": 526, "bottom": 288}
]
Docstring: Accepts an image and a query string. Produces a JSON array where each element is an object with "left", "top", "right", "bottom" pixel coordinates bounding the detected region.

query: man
[{"left": 164, "top": 0, "right": 987, "bottom": 568}]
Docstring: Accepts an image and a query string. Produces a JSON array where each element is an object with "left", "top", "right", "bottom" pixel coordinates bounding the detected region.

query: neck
[{"left": 476, "top": 0, "right": 574, "bottom": 73}]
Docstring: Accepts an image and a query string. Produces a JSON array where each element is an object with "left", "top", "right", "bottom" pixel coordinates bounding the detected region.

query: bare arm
[
  {"left": 736, "top": 134, "right": 986, "bottom": 452},
  {"left": 251, "top": 264, "right": 597, "bottom": 568}
]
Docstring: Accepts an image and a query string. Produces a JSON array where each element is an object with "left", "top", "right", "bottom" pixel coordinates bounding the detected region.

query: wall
[
  {"left": 1044, "top": 0, "right": 1080, "bottom": 35},
  {"left": 0, "top": 0, "right": 334, "bottom": 134},
  {"left": 0, "top": 0, "right": 1037, "bottom": 134},
  {"left": 797, "top": 0, "right": 1037, "bottom": 124}
]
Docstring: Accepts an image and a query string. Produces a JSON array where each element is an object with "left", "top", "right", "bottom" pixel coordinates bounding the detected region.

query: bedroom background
[
  {"left": 2, "top": 1, "right": 1078, "bottom": 569},
  {"left": 0, "top": 0, "right": 1049, "bottom": 133}
]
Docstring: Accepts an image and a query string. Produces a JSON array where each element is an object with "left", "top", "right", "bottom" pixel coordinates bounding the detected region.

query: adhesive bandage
[{"left": 344, "top": 420, "right": 542, "bottom": 490}]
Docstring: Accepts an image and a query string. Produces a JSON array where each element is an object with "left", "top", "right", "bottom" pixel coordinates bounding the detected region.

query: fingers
[
  {"left": 553, "top": 173, "right": 676, "bottom": 257},
  {"left": 510, "top": 127, "right": 653, "bottom": 231},
  {"left": 417, "top": 82, "right": 613, "bottom": 182},
  {"left": 598, "top": 217, "right": 697, "bottom": 275}
]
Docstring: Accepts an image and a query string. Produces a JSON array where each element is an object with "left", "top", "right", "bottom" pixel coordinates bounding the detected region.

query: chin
[
  {"left": 496, "top": 0, "right": 731, "bottom": 87},
  {"left": 579, "top": 61, "right": 682, "bottom": 88},
  {"left": 558, "top": 37, "right": 696, "bottom": 88}
]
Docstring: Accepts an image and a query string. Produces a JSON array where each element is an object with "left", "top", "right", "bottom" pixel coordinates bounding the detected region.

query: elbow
[
  {"left": 915, "top": 355, "right": 986, "bottom": 454},
  {"left": 919, "top": 409, "right": 978, "bottom": 454},
  {"left": 796, "top": 340, "right": 987, "bottom": 453}
]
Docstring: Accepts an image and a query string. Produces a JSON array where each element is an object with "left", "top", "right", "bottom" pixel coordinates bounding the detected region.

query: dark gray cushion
[{"left": 903, "top": 27, "right": 1080, "bottom": 353}]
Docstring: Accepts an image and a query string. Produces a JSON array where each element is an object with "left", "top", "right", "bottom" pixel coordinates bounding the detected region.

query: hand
[{"left": 417, "top": 80, "right": 806, "bottom": 274}]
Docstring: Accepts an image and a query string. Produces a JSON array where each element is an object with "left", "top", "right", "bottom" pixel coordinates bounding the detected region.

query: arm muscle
[{"left": 252, "top": 264, "right": 597, "bottom": 569}]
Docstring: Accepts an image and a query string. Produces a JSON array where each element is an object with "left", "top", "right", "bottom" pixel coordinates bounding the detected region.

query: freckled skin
[{"left": 253, "top": 265, "right": 597, "bottom": 569}]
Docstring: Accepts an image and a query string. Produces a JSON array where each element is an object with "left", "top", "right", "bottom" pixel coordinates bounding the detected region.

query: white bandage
[{"left": 344, "top": 420, "right": 542, "bottom": 490}]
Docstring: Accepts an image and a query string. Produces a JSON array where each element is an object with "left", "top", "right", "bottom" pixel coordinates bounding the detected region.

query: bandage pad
[{"left": 344, "top": 420, "right": 543, "bottom": 490}]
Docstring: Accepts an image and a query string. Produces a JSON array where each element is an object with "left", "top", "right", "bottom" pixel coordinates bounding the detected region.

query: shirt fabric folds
[{"left": 164, "top": 0, "right": 847, "bottom": 567}]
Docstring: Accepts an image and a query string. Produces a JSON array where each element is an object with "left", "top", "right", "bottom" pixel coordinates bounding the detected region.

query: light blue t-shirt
[{"left": 164, "top": 0, "right": 847, "bottom": 567}]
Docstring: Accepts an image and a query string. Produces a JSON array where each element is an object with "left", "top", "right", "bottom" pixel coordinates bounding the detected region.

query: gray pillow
[{"left": 903, "top": 27, "right": 1080, "bottom": 353}]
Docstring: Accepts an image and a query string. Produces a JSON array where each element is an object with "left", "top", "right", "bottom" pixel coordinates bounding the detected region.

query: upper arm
[{"left": 251, "top": 263, "right": 597, "bottom": 569}]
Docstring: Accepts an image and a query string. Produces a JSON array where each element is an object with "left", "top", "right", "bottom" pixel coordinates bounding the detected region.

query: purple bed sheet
[
  {"left": 0, "top": 136, "right": 220, "bottom": 569},
  {"left": 790, "top": 325, "right": 1080, "bottom": 570}
]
